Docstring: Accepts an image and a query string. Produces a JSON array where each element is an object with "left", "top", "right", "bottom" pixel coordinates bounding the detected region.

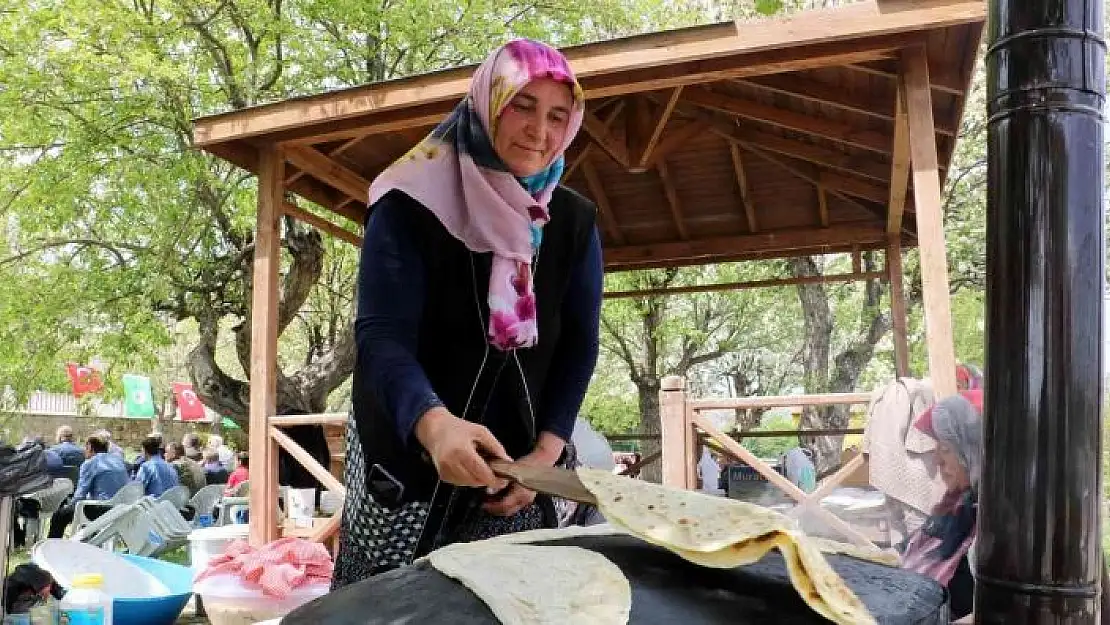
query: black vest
[{"left": 353, "top": 186, "right": 597, "bottom": 506}]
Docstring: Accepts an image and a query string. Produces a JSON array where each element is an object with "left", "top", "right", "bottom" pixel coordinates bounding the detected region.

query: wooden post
[
  {"left": 901, "top": 46, "right": 957, "bottom": 398},
  {"left": 659, "top": 376, "right": 688, "bottom": 488},
  {"left": 248, "top": 146, "right": 283, "bottom": 546},
  {"left": 886, "top": 237, "right": 910, "bottom": 377}
]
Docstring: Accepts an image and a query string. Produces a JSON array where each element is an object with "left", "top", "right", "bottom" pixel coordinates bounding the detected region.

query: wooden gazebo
[{"left": 192, "top": 0, "right": 985, "bottom": 548}]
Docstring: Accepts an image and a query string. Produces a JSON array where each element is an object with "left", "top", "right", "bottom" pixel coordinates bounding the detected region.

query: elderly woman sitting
[{"left": 900, "top": 391, "right": 982, "bottom": 622}]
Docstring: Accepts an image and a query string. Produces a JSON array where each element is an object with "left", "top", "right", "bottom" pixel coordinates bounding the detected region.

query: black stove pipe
[{"left": 979, "top": 0, "right": 1106, "bottom": 622}]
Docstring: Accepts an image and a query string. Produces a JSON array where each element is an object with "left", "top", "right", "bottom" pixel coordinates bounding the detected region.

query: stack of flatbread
[{"left": 427, "top": 468, "right": 885, "bottom": 625}]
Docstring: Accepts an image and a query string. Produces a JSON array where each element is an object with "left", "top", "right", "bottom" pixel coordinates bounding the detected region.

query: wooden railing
[{"left": 659, "top": 376, "right": 877, "bottom": 548}]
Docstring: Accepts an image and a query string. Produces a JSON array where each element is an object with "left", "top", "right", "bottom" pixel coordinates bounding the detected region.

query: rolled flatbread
[
  {"left": 428, "top": 541, "right": 632, "bottom": 625},
  {"left": 576, "top": 468, "right": 876, "bottom": 625}
]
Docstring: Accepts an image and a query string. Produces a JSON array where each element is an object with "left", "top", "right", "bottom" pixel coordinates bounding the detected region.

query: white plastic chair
[
  {"left": 216, "top": 480, "right": 249, "bottom": 526},
  {"left": 158, "top": 485, "right": 190, "bottom": 511},
  {"left": 72, "top": 481, "right": 144, "bottom": 532},
  {"left": 21, "top": 477, "right": 74, "bottom": 544},
  {"left": 188, "top": 484, "right": 225, "bottom": 527}
]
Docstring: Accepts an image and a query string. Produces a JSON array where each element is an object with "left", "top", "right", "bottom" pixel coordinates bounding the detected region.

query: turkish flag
[
  {"left": 65, "top": 363, "right": 104, "bottom": 397},
  {"left": 173, "top": 382, "right": 207, "bottom": 421}
]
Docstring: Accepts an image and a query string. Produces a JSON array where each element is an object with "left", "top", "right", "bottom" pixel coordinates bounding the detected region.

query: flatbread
[
  {"left": 427, "top": 541, "right": 631, "bottom": 625},
  {"left": 577, "top": 468, "right": 875, "bottom": 625}
]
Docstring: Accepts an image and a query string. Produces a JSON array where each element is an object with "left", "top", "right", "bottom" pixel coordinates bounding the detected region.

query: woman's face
[
  {"left": 936, "top": 441, "right": 971, "bottom": 492},
  {"left": 493, "top": 78, "right": 574, "bottom": 177}
]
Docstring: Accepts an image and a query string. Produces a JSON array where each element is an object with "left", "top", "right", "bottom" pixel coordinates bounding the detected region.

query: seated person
[
  {"left": 224, "top": 452, "right": 249, "bottom": 495},
  {"left": 48, "top": 435, "right": 129, "bottom": 538},
  {"left": 48, "top": 425, "right": 85, "bottom": 467},
  {"left": 203, "top": 449, "right": 230, "bottom": 485},
  {"left": 899, "top": 391, "right": 982, "bottom": 622},
  {"left": 182, "top": 432, "right": 204, "bottom": 461},
  {"left": 166, "top": 442, "right": 206, "bottom": 495},
  {"left": 134, "top": 435, "right": 179, "bottom": 497}
]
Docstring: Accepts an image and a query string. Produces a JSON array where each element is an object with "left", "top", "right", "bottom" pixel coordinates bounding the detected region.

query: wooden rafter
[
  {"left": 635, "top": 87, "right": 683, "bottom": 171},
  {"left": 565, "top": 101, "right": 625, "bottom": 178},
  {"left": 580, "top": 158, "right": 626, "bottom": 245},
  {"left": 284, "top": 145, "right": 370, "bottom": 205},
  {"left": 736, "top": 74, "right": 956, "bottom": 137},
  {"left": 818, "top": 171, "right": 887, "bottom": 204},
  {"left": 683, "top": 86, "right": 891, "bottom": 155},
  {"left": 658, "top": 97, "right": 894, "bottom": 182},
  {"left": 656, "top": 161, "right": 689, "bottom": 240},
  {"left": 639, "top": 120, "right": 712, "bottom": 171},
  {"left": 581, "top": 108, "right": 630, "bottom": 168},
  {"left": 625, "top": 95, "right": 655, "bottom": 172},
  {"left": 887, "top": 83, "right": 912, "bottom": 235},
  {"left": 285, "top": 134, "right": 366, "bottom": 186},
  {"left": 725, "top": 139, "right": 871, "bottom": 214},
  {"left": 727, "top": 143, "right": 758, "bottom": 233}
]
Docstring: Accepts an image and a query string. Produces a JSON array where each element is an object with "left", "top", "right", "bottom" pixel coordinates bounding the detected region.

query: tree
[
  {"left": 0, "top": 0, "right": 705, "bottom": 428},
  {"left": 598, "top": 262, "right": 801, "bottom": 480}
]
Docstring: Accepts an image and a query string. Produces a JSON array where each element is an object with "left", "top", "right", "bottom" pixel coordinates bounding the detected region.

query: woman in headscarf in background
[
  {"left": 900, "top": 391, "right": 982, "bottom": 621},
  {"left": 333, "top": 39, "right": 601, "bottom": 588}
]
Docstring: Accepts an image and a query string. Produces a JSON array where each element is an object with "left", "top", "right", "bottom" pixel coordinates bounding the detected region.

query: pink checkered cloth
[{"left": 195, "top": 537, "right": 333, "bottom": 599}]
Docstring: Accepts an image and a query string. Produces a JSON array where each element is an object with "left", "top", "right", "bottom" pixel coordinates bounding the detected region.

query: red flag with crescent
[
  {"left": 65, "top": 363, "right": 104, "bottom": 397},
  {"left": 173, "top": 382, "right": 206, "bottom": 421}
]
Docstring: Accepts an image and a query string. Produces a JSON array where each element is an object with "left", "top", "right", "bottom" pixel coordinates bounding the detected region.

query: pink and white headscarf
[{"left": 369, "top": 40, "right": 585, "bottom": 350}]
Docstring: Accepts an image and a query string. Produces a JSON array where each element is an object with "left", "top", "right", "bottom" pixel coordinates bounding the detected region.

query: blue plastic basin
[{"left": 114, "top": 555, "right": 194, "bottom": 625}]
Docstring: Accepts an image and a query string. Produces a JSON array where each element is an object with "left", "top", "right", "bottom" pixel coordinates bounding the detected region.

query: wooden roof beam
[
  {"left": 818, "top": 170, "right": 888, "bottom": 204},
  {"left": 285, "top": 134, "right": 366, "bottom": 187},
  {"left": 656, "top": 161, "right": 689, "bottom": 240},
  {"left": 634, "top": 87, "right": 683, "bottom": 172},
  {"left": 581, "top": 108, "right": 630, "bottom": 168},
  {"left": 580, "top": 158, "right": 626, "bottom": 245},
  {"left": 565, "top": 101, "right": 625, "bottom": 178},
  {"left": 284, "top": 145, "right": 370, "bottom": 205},
  {"left": 604, "top": 222, "right": 887, "bottom": 266},
  {"left": 282, "top": 202, "right": 363, "bottom": 247},
  {"left": 606, "top": 240, "right": 890, "bottom": 272},
  {"left": 605, "top": 270, "right": 885, "bottom": 298},
  {"left": 727, "top": 143, "right": 758, "bottom": 232},
  {"left": 640, "top": 120, "right": 712, "bottom": 170},
  {"left": 684, "top": 86, "right": 891, "bottom": 155},
  {"left": 735, "top": 73, "right": 956, "bottom": 137}
]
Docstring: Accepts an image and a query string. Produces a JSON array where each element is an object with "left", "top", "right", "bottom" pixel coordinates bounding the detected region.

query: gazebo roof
[{"left": 192, "top": 0, "right": 985, "bottom": 271}]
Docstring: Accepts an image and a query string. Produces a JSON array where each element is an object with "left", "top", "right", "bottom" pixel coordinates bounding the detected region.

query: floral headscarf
[{"left": 369, "top": 40, "right": 585, "bottom": 350}]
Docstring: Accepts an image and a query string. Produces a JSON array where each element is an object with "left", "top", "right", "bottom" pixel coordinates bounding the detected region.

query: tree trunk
[
  {"left": 635, "top": 377, "right": 662, "bottom": 483},
  {"left": 186, "top": 213, "right": 356, "bottom": 432},
  {"left": 791, "top": 254, "right": 890, "bottom": 472}
]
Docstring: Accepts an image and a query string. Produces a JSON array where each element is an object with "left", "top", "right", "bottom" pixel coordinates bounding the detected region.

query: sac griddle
[{"left": 284, "top": 533, "right": 949, "bottom": 624}]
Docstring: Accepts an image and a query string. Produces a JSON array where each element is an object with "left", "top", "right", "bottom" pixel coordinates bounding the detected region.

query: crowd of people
[{"left": 12, "top": 426, "right": 249, "bottom": 543}]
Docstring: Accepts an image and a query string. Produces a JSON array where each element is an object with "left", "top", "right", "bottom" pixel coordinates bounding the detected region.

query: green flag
[{"left": 122, "top": 374, "right": 156, "bottom": 418}]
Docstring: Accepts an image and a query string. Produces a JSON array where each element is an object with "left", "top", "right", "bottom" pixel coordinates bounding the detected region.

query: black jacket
[{"left": 353, "top": 186, "right": 597, "bottom": 510}]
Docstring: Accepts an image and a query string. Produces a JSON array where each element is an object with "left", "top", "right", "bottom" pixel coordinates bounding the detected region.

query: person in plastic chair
[
  {"left": 133, "top": 435, "right": 179, "bottom": 497},
  {"left": 47, "top": 435, "right": 129, "bottom": 538},
  {"left": 48, "top": 425, "right": 85, "bottom": 467}
]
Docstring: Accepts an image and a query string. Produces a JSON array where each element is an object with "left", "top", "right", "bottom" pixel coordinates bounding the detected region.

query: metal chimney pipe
[{"left": 979, "top": 0, "right": 1106, "bottom": 622}]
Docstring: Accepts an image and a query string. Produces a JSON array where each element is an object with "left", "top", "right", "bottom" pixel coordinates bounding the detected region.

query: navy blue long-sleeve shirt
[{"left": 355, "top": 195, "right": 602, "bottom": 450}]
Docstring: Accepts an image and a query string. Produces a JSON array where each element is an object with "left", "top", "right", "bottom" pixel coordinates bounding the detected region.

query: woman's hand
[
  {"left": 482, "top": 432, "right": 566, "bottom": 517},
  {"left": 414, "top": 407, "right": 510, "bottom": 489}
]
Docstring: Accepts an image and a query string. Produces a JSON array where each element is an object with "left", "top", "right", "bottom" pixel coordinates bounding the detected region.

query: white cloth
[
  {"left": 861, "top": 378, "right": 945, "bottom": 515},
  {"left": 571, "top": 418, "right": 615, "bottom": 472}
]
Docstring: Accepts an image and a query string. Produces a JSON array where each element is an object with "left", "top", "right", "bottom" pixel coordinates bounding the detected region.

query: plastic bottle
[{"left": 57, "top": 574, "right": 111, "bottom": 625}]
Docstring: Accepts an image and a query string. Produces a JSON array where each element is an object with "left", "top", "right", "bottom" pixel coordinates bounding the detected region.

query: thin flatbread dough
[
  {"left": 808, "top": 537, "right": 900, "bottom": 567},
  {"left": 577, "top": 468, "right": 875, "bottom": 625},
  {"left": 428, "top": 541, "right": 631, "bottom": 625}
]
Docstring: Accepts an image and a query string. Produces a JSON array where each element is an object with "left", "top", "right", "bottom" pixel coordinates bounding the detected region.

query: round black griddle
[{"left": 285, "top": 534, "right": 950, "bottom": 624}]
